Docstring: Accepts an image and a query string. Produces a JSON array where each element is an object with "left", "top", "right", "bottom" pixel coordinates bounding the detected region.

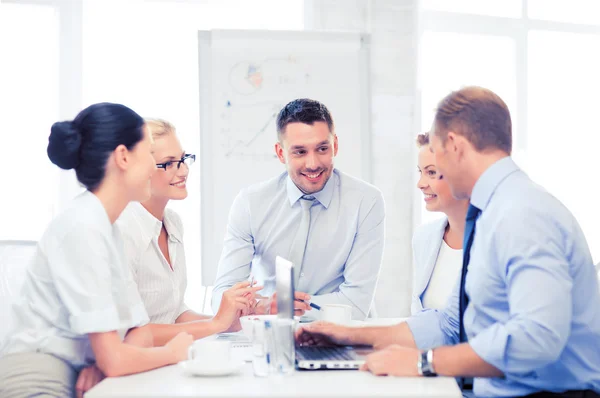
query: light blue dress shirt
[
  {"left": 406, "top": 157, "right": 600, "bottom": 397},
  {"left": 211, "top": 169, "right": 385, "bottom": 320}
]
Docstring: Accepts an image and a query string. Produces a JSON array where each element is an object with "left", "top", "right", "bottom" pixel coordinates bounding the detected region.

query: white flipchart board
[{"left": 198, "top": 30, "right": 371, "bottom": 284}]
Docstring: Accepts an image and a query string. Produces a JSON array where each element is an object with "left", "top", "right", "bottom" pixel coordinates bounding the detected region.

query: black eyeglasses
[{"left": 156, "top": 153, "right": 196, "bottom": 171}]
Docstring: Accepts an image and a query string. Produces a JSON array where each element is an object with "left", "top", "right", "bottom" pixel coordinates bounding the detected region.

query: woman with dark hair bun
[{"left": 0, "top": 103, "right": 193, "bottom": 397}]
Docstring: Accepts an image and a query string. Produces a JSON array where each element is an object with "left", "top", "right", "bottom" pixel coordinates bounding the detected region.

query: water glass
[
  {"left": 250, "top": 318, "right": 296, "bottom": 376},
  {"left": 251, "top": 319, "right": 269, "bottom": 377},
  {"left": 269, "top": 318, "right": 295, "bottom": 375}
]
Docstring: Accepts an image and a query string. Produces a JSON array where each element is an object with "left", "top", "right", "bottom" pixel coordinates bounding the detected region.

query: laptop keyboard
[{"left": 296, "top": 346, "right": 354, "bottom": 361}]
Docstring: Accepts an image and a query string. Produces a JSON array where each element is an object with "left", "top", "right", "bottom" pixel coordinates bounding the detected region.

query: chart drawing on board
[{"left": 219, "top": 56, "right": 314, "bottom": 161}]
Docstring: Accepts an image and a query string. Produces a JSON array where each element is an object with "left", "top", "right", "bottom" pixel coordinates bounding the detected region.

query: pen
[{"left": 297, "top": 299, "right": 321, "bottom": 311}]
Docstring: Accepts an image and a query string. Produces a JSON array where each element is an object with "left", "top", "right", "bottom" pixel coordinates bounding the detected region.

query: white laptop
[{"left": 275, "top": 256, "right": 372, "bottom": 370}]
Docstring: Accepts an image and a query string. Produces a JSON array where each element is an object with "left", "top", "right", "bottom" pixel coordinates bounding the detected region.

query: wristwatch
[{"left": 417, "top": 349, "right": 437, "bottom": 377}]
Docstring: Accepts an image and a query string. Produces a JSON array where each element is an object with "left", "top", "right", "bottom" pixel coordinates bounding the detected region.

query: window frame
[{"left": 414, "top": 0, "right": 600, "bottom": 233}]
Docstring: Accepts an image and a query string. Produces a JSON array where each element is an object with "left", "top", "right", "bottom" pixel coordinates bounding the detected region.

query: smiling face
[
  {"left": 150, "top": 133, "right": 189, "bottom": 201},
  {"left": 417, "top": 143, "right": 458, "bottom": 212},
  {"left": 275, "top": 121, "right": 338, "bottom": 195}
]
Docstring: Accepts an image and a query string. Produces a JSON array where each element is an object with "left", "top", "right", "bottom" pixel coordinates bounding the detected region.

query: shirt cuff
[
  {"left": 178, "top": 302, "right": 191, "bottom": 318},
  {"left": 129, "top": 300, "right": 150, "bottom": 328},
  {"left": 469, "top": 323, "right": 508, "bottom": 371},
  {"left": 69, "top": 307, "right": 121, "bottom": 335},
  {"left": 405, "top": 310, "right": 447, "bottom": 350}
]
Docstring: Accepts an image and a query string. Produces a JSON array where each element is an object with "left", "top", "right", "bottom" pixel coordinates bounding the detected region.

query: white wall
[{"left": 307, "top": 0, "right": 419, "bottom": 316}]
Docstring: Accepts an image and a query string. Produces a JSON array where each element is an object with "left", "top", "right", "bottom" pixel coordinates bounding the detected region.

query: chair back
[{"left": 0, "top": 240, "right": 37, "bottom": 341}]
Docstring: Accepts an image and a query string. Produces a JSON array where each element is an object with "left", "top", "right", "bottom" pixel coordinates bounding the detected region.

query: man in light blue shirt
[
  {"left": 296, "top": 87, "right": 600, "bottom": 397},
  {"left": 212, "top": 99, "right": 385, "bottom": 320}
]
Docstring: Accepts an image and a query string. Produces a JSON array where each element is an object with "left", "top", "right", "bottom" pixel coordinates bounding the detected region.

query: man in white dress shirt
[{"left": 212, "top": 99, "right": 386, "bottom": 320}]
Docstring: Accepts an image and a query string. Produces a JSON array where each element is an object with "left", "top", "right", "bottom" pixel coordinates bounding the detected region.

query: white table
[
  {"left": 86, "top": 318, "right": 461, "bottom": 398},
  {"left": 86, "top": 362, "right": 461, "bottom": 398}
]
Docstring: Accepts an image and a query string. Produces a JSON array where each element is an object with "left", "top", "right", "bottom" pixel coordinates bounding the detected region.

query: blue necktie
[{"left": 459, "top": 204, "right": 481, "bottom": 343}]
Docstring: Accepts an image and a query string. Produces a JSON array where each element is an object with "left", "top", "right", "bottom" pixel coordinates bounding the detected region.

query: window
[
  {"left": 421, "top": 0, "right": 522, "bottom": 18},
  {"left": 528, "top": 30, "right": 600, "bottom": 260},
  {"left": 0, "top": 3, "right": 59, "bottom": 240},
  {"left": 419, "top": 1, "right": 600, "bottom": 262},
  {"left": 528, "top": 0, "right": 600, "bottom": 25}
]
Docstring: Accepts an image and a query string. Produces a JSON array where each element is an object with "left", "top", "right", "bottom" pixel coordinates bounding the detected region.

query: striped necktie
[{"left": 288, "top": 196, "right": 315, "bottom": 285}]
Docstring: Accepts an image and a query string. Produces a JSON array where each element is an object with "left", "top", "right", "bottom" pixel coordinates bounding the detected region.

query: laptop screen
[{"left": 275, "top": 256, "right": 295, "bottom": 319}]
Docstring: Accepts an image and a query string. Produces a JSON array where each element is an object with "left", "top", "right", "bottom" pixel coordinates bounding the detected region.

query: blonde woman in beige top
[{"left": 116, "top": 119, "right": 261, "bottom": 342}]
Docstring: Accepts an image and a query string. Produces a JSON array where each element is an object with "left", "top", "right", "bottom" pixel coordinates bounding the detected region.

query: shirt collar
[
  {"left": 130, "top": 202, "right": 183, "bottom": 244},
  {"left": 470, "top": 156, "right": 520, "bottom": 212},
  {"left": 286, "top": 169, "right": 337, "bottom": 209},
  {"left": 163, "top": 209, "right": 183, "bottom": 243}
]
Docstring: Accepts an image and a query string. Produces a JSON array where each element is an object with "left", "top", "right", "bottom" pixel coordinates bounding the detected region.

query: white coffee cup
[
  {"left": 188, "top": 339, "right": 231, "bottom": 366},
  {"left": 321, "top": 304, "right": 352, "bottom": 325}
]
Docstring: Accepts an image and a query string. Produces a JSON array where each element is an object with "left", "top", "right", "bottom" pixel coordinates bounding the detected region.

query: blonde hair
[
  {"left": 145, "top": 118, "right": 176, "bottom": 138},
  {"left": 416, "top": 132, "right": 430, "bottom": 148}
]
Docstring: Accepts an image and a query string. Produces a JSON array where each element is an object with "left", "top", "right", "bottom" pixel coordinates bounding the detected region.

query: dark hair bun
[{"left": 47, "top": 121, "right": 82, "bottom": 170}]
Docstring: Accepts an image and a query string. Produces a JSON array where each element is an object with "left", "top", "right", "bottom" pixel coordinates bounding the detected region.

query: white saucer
[{"left": 179, "top": 360, "right": 245, "bottom": 377}]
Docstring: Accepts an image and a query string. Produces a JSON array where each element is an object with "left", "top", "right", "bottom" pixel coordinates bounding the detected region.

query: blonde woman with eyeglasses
[{"left": 116, "top": 119, "right": 261, "bottom": 336}]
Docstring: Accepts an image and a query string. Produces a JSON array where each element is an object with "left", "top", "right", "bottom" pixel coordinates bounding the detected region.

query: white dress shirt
[
  {"left": 116, "top": 202, "right": 188, "bottom": 324},
  {"left": 211, "top": 169, "right": 385, "bottom": 320},
  {"left": 420, "top": 240, "right": 462, "bottom": 311},
  {"left": 0, "top": 191, "right": 149, "bottom": 370}
]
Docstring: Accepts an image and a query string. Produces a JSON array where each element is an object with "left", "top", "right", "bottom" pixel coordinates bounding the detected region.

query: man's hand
[
  {"left": 213, "top": 281, "right": 263, "bottom": 332},
  {"left": 295, "top": 321, "right": 356, "bottom": 346},
  {"left": 75, "top": 364, "right": 105, "bottom": 398},
  {"left": 254, "top": 291, "right": 312, "bottom": 316},
  {"left": 360, "top": 345, "right": 420, "bottom": 377}
]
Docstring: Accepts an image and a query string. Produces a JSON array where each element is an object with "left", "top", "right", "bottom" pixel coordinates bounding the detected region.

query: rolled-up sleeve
[
  {"left": 406, "top": 276, "right": 460, "bottom": 349},
  {"left": 211, "top": 190, "right": 255, "bottom": 313},
  {"left": 469, "top": 209, "right": 572, "bottom": 374},
  {"left": 309, "top": 191, "right": 385, "bottom": 320},
  {"left": 47, "top": 228, "right": 121, "bottom": 334},
  {"left": 177, "top": 302, "right": 190, "bottom": 319}
]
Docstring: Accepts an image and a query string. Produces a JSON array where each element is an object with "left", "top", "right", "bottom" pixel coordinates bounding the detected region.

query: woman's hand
[
  {"left": 213, "top": 281, "right": 263, "bottom": 332},
  {"left": 75, "top": 364, "right": 105, "bottom": 398}
]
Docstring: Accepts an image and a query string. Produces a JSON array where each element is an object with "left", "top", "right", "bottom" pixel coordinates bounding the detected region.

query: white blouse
[
  {"left": 115, "top": 202, "right": 188, "bottom": 325},
  {"left": 0, "top": 191, "right": 149, "bottom": 370},
  {"left": 421, "top": 240, "right": 463, "bottom": 311}
]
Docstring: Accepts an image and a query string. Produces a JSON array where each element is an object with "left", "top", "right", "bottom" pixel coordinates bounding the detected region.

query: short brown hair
[
  {"left": 433, "top": 86, "right": 512, "bottom": 154},
  {"left": 416, "top": 132, "right": 430, "bottom": 148},
  {"left": 276, "top": 98, "right": 334, "bottom": 141}
]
